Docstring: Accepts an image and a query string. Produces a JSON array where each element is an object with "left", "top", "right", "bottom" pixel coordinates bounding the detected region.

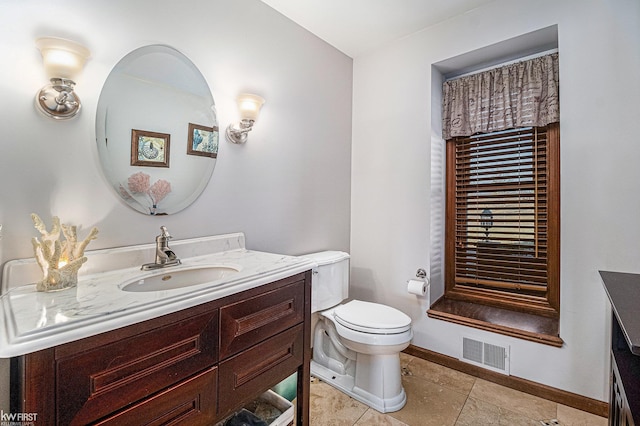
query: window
[
  {"left": 445, "top": 123, "right": 560, "bottom": 318},
  {"left": 429, "top": 52, "right": 561, "bottom": 344}
]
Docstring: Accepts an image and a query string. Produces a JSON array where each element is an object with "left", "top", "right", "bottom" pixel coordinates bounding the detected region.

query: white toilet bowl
[
  {"left": 311, "top": 300, "right": 413, "bottom": 413},
  {"left": 302, "top": 251, "right": 413, "bottom": 413}
]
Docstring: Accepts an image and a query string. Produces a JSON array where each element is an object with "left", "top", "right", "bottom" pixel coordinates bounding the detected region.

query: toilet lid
[{"left": 334, "top": 300, "right": 411, "bottom": 334}]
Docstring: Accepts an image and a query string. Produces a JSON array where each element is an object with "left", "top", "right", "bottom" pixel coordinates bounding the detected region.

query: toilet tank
[{"left": 301, "top": 251, "right": 350, "bottom": 313}]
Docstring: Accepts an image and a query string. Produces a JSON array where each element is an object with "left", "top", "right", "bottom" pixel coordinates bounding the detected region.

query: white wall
[
  {"left": 351, "top": 0, "right": 640, "bottom": 402},
  {"left": 0, "top": 0, "right": 352, "bottom": 412}
]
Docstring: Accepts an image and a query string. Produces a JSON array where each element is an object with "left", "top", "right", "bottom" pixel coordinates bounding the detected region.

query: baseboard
[{"left": 403, "top": 345, "right": 608, "bottom": 418}]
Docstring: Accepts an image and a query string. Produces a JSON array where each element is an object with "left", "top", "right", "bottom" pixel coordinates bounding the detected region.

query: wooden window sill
[{"left": 427, "top": 298, "right": 563, "bottom": 347}]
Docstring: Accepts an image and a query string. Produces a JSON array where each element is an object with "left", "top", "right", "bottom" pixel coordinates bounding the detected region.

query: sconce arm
[
  {"left": 36, "top": 79, "right": 82, "bottom": 120},
  {"left": 225, "top": 119, "right": 256, "bottom": 144}
]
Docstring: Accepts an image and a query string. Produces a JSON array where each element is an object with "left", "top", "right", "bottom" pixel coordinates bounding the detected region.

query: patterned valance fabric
[{"left": 442, "top": 53, "right": 559, "bottom": 140}]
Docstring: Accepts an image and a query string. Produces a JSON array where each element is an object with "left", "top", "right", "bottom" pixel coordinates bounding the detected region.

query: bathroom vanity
[
  {"left": 600, "top": 271, "right": 640, "bottom": 426},
  {"left": 0, "top": 233, "right": 315, "bottom": 425}
]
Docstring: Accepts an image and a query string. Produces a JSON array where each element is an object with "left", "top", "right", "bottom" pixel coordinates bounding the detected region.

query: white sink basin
[{"left": 120, "top": 265, "right": 240, "bottom": 292}]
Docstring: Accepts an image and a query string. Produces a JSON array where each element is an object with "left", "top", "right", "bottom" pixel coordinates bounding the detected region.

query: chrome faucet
[{"left": 141, "top": 226, "right": 181, "bottom": 270}]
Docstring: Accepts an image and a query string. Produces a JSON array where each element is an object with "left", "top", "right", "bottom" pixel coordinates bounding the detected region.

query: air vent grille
[
  {"left": 461, "top": 336, "right": 510, "bottom": 374},
  {"left": 462, "top": 337, "right": 483, "bottom": 363}
]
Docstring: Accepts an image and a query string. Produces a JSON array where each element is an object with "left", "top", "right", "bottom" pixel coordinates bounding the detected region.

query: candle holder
[{"left": 31, "top": 213, "right": 99, "bottom": 292}]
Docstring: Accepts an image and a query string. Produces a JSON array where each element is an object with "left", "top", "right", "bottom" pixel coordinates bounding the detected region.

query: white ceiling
[{"left": 260, "top": 0, "right": 497, "bottom": 58}]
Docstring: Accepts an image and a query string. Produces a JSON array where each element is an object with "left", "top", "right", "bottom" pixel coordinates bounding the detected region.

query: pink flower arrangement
[
  {"left": 126, "top": 172, "right": 172, "bottom": 214},
  {"left": 128, "top": 172, "right": 150, "bottom": 193},
  {"left": 149, "top": 179, "right": 172, "bottom": 205}
]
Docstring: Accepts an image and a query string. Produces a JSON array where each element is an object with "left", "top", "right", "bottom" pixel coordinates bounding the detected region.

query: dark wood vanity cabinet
[
  {"left": 11, "top": 271, "right": 312, "bottom": 425},
  {"left": 601, "top": 271, "right": 640, "bottom": 426}
]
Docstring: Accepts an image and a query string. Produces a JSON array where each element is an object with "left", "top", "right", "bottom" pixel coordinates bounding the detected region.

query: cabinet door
[
  {"left": 218, "top": 324, "right": 304, "bottom": 418},
  {"left": 611, "top": 366, "right": 625, "bottom": 425},
  {"left": 57, "top": 310, "right": 218, "bottom": 425},
  {"left": 610, "top": 355, "right": 637, "bottom": 426},
  {"left": 220, "top": 281, "right": 304, "bottom": 359}
]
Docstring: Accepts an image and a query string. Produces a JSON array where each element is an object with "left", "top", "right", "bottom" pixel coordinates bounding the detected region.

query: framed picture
[
  {"left": 131, "top": 129, "right": 170, "bottom": 167},
  {"left": 187, "top": 123, "right": 219, "bottom": 158}
]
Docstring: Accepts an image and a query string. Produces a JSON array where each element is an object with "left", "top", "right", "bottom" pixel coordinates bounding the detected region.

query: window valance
[{"left": 442, "top": 53, "right": 559, "bottom": 140}]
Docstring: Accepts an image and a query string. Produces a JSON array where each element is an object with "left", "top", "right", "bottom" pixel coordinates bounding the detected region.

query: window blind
[{"left": 453, "top": 127, "right": 549, "bottom": 296}]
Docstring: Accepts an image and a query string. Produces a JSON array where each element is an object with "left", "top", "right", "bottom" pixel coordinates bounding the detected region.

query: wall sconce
[
  {"left": 35, "top": 37, "right": 90, "bottom": 120},
  {"left": 225, "top": 93, "right": 265, "bottom": 144}
]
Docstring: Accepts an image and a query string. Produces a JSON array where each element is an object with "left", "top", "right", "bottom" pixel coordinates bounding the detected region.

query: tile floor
[{"left": 308, "top": 353, "right": 607, "bottom": 426}]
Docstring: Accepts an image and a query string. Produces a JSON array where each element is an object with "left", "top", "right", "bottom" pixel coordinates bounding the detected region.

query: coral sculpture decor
[{"left": 31, "top": 213, "right": 99, "bottom": 292}]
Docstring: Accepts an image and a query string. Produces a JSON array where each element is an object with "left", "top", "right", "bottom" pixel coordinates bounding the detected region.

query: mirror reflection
[{"left": 96, "top": 45, "right": 218, "bottom": 215}]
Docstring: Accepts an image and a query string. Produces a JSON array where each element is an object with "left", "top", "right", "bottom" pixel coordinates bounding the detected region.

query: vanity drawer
[
  {"left": 218, "top": 324, "right": 304, "bottom": 418},
  {"left": 56, "top": 310, "right": 218, "bottom": 426},
  {"left": 220, "top": 280, "right": 304, "bottom": 359},
  {"left": 95, "top": 367, "right": 217, "bottom": 426}
]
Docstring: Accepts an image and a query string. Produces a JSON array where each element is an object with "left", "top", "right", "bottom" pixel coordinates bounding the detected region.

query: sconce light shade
[
  {"left": 226, "top": 93, "right": 265, "bottom": 144},
  {"left": 37, "top": 37, "right": 90, "bottom": 81},
  {"left": 35, "top": 37, "right": 90, "bottom": 120},
  {"left": 237, "top": 93, "right": 265, "bottom": 122}
]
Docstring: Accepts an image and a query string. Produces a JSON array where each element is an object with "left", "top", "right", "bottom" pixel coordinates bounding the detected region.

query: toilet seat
[{"left": 334, "top": 300, "right": 411, "bottom": 335}]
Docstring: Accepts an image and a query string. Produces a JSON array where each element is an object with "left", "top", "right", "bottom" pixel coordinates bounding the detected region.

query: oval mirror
[{"left": 96, "top": 45, "right": 218, "bottom": 215}]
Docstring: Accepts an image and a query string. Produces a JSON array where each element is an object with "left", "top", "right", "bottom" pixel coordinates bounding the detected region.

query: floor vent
[{"left": 461, "top": 336, "right": 510, "bottom": 375}]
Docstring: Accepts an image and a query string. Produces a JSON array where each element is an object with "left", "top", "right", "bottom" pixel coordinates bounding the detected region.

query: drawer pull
[
  {"left": 91, "top": 337, "right": 201, "bottom": 395},
  {"left": 219, "top": 282, "right": 304, "bottom": 359},
  {"left": 93, "top": 367, "right": 217, "bottom": 425},
  {"left": 218, "top": 325, "right": 304, "bottom": 417},
  {"left": 234, "top": 345, "right": 294, "bottom": 388},
  {"left": 234, "top": 300, "right": 295, "bottom": 337}
]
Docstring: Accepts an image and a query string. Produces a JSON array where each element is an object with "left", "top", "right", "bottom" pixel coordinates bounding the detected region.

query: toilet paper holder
[{"left": 416, "top": 268, "right": 427, "bottom": 279}]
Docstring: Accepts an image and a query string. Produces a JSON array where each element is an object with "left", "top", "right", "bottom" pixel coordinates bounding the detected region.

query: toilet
[{"left": 302, "top": 251, "right": 413, "bottom": 413}]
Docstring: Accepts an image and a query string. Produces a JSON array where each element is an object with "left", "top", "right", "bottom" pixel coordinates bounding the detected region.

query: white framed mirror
[{"left": 96, "top": 45, "right": 218, "bottom": 215}]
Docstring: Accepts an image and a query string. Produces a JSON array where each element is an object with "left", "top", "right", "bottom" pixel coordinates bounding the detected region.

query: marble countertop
[{"left": 0, "top": 233, "right": 316, "bottom": 358}]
